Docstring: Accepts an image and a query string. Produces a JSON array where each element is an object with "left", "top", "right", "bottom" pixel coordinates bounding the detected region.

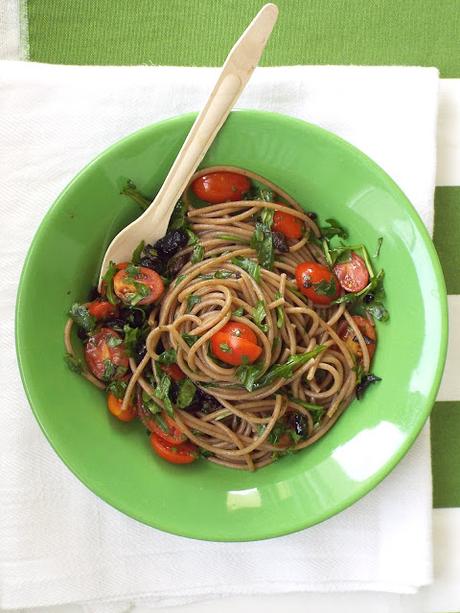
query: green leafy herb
[
  {"left": 157, "top": 348, "right": 177, "bottom": 365},
  {"left": 191, "top": 242, "right": 205, "bottom": 264},
  {"left": 123, "top": 324, "right": 142, "bottom": 357},
  {"left": 252, "top": 300, "right": 268, "bottom": 332},
  {"left": 254, "top": 345, "right": 325, "bottom": 389},
  {"left": 245, "top": 186, "right": 275, "bottom": 202},
  {"left": 177, "top": 378, "right": 197, "bottom": 408},
  {"left": 186, "top": 294, "right": 201, "bottom": 312},
  {"left": 154, "top": 413, "right": 168, "bottom": 432},
  {"left": 102, "top": 359, "right": 117, "bottom": 382},
  {"left": 154, "top": 371, "right": 174, "bottom": 416},
  {"left": 231, "top": 256, "right": 261, "bottom": 283},
  {"left": 366, "top": 301, "right": 389, "bottom": 322},
  {"left": 64, "top": 353, "right": 83, "bottom": 374},
  {"left": 68, "top": 303, "right": 96, "bottom": 333},
  {"left": 356, "top": 373, "right": 382, "bottom": 399},
  {"left": 199, "top": 448, "right": 214, "bottom": 458},
  {"left": 288, "top": 396, "right": 325, "bottom": 427},
  {"left": 107, "top": 379, "right": 128, "bottom": 399},
  {"left": 233, "top": 306, "right": 244, "bottom": 317},
  {"left": 142, "top": 389, "right": 161, "bottom": 415},
  {"left": 250, "top": 222, "right": 274, "bottom": 270},
  {"left": 235, "top": 363, "right": 263, "bottom": 392},
  {"left": 125, "top": 263, "right": 140, "bottom": 279},
  {"left": 175, "top": 274, "right": 187, "bottom": 286},
  {"left": 261, "top": 207, "right": 275, "bottom": 227},
  {"left": 121, "top": 179, "right": 150, "bottom": 211},
  {"left": 268, "top": 421, "right": 287, "bottom": 445},
  {"left": 219, "top": 342, "right": 231, "bottom": 353},
  {"left": 217, "top": 234, "right": 250, "bottom": 244},
  {"left": 131, "top": 240, "right": 145, "bottom": 265},
  {"left": 374, "top": 237, "right": 383, "bottom": 258},
  {"left": 182, "top": 333, "right": 200, "bottom": 347},
  {"left": 313, "top": 277, "right": 338, "bottom": 297},
  {"left": 106, "top": 334, "right": 123, "bottom": 348},
  {"left": 200, "top": 270, "right": 235, "bottom": 280},
  {"left": 168, "top": 200, "right": 187, "bottom": 230},
  {"left": 274, "top": 291, "right": 285, "bottom": 329},
  {"left": 320, "top": 218, "right": 349, "bottom": 240}
]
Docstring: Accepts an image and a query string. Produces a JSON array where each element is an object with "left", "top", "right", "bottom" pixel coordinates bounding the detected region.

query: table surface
[{"left": 4, "top": 1, "right": 460, "bottom": 612}]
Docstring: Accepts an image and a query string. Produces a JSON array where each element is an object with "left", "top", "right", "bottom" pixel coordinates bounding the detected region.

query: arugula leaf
[
  {"left": 154, "top": 371, "right": 174, "bottom": 416},
  {"left": 233, "top": 306, "right": 244, "bottom": 317},
  {"left": 168, "top": 200, "right": 187, "bottom": 230},
  {"left": 261, "top": 208, "right": 275, "bottom": 227},
  {"left": 120, "top": 179, "right": 150, "bottom": 211},
  {"left": 131, "top": 240, "right": 145, "bottom": 265},
  {"left": 64, "top": 353, "right": 83, "bottom": 374},
  {"left": 182, "top": 333, "right": 200, "bottom": 347},
  {"left": 154, "top": 412, "right": 169, "bottom": 432},
  {"left": 267, "top": 421, "right": 286, "bottom": 445},
  {"left": 245, "top": 186, "right": 275, "bottom": 202},
  {"left": 106, "top": 334, "right": 123, "bottom": 348},
  {"left": 142, "top": 389, "right": 162, "bottom": 415},
  {"left": 200, "top": 270, "right": 235, "bottom": 280},
  {"left": 274, "top": 291, "right": 285, "bottom": 329},
  {"left": 129, "top": 282, "right": 150, "bottom": 306},
  {"left": 191, "top": 242, "right": 204, "bottom": 264},
  {"left": 356, "top": 373, "right": 382, "bottom": 399},
  {"left": 365, "top": 301, "right": 389, "bottom": 322},
  {"left": 252, "top": 300, "right": 268, "bottom": 332},
  {"left": 68, "top": 303, "right": 96, "bottom": 333},
  {"left": 123, "top": 324, "right": 142, "bottom": 357},
  {"left": 235, "top": 363, "right": 263, "bottom": 392},
  {"left": 313, "top": 277, "right": 338, "bottom": 297},
  {"left": 102, "top": 359, "right": 117, "bottom": 382},
  {"left": 288, "top": 396, "right": 325, "bottom": 427},
  {"left": 175, "top": 274, "right": 187, "bottom": 286},
  {"left": 250, "top": 222, "right": 274, "bottom": 270},
  {"left": 102, "top": 261, "right": 119, "bottom": 305},
  {"left": 219, "top": 342, "right": 231, "bottom": 352},
  {"left": 255, "top": 345, "right": 326, "bottom": 389},
  {"left": 177, "top": 378, "right": 197, "bottom": 408},
  {"left": 186, "top": 294, "right": 201, "bottom": 312},
  {"left": 157, "top": 348, "right": 177, "bottom": 365},
  {"left": 217, "top": 234, "right": 250, "bottom": 244},
  {"left": 320, "top": 218, "right": 349, "bottom": 239},
  {"left": 106, "top": 379, "right": 128, "bottom": 399},
  {"left": 374, "top": 236, "right": 383, "bottom": 258},
  {"left": 231, "top": 256, "right": 261, "bottom": 283}
]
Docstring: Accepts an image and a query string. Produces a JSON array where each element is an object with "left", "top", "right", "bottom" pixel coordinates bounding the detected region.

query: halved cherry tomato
[
  {"left": 149, "top": 411, "right": 187, "bottom": 445},
  {"left": 160, "top": 363, "right": 186, "bottom": 382},
  {"left": 337, "top": 315, "right": 376, "bottom": 362},
  {"left": 150, "top": 433, "right": 198, "bottom": 464},
  {"left": 272, "top": 210, "right": 303, "bottom": 240},
  {"left": 86, "top": 299, "right": 118, "bottom": 320},
  {"left": 333, "top": 252, "right": 369, "bottom": 293},
  {"left": 116, "top": 262, "right": 129, "bottom": 270},
  {"left": 107, "top": 392, "right": 137, "bottom": 422},
  {"left": 191, "top": 172, "right": 251, "bottom": 204},
  {"left": 84, "top": 328, "right": 129, "bottom": 381},
  {"left": 295, "top": 262, "right": 340, "bottom": 305},
  {"left": 113, "top": 265, "right": 164, "bottom": 305},
  {"left": 210, "top": 322, "right": 262, "bottom": 366}
]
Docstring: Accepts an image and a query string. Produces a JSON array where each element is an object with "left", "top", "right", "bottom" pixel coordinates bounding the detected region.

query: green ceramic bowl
[{"left": 16, "top": 111, "right": 447, "bottom": 541}]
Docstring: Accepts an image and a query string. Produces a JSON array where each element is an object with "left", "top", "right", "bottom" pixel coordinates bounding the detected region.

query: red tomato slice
[
  {"left": 161, "top": 363, "right": 186, "bottom": 382},
  {"left": 84, "top": 328, "right": 129, "bottom": 381},
  {"left": 337, "top": 315, "right": 376, "bottom": 362},
  {"left": 113, "top": 265, "right": 164, "bottom": 305},
  {"left": 150, "top": 433, "right": 198, "bottom": 464},
  {"left": 272, "top": 210, "right": 303, "bottom": 239},
  {"left": 87, "top": 300, "right": 118, "bottom": 320},
  {"left": 107, "top": 392, "right": 137, "bottom": 422},
  {"left": 210, "top": 325, "right": 262, "bottom": 366},
  {"left": 333, "top": 252, "right": 369, "bottom": 293},
  {"left": 149, "top": 411, "right": 187, "bottom": 445},
  {"left": 191, "top": 172, "right": 251, "bottom": 204},
  {"left": 295, "top": 261, "right": 340, "bottom": 305}
]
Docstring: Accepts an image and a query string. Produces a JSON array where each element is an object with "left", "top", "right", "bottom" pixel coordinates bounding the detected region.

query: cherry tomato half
[
  {"left": 333, "top": 252, "right": 369, "bottom": 293},
  {"left": 113, "top": 265, "right": 164, "bottom": 306},
  {"left": 210, "top": 321, "right": 262, "bottom": 366},
  {"left": 107, "top": 392, "right": 137, "bottom": 422},
  {"left": 191, "top": 172, "right": 251, "bottom": 204},
  {"left": 84, "top": 328, "right": 129, "bottom": 381},
  {"left": 337, "top": 315, "right": 376, "bottom": 362},
  {"left": 87, "top": 299, "right": 118, "bottom": 320},
  {"left": 149, "top": 411, "right": 187, "bottom": 445},
  {"left": 295, "top": 262, "right": 340, "bottom": 305},
  {"left": 272, "top": 210, "right": 303, "bottom": 240},
  {"left": 150, "top": 433, "right": 198, "bottom": 464},
  {"left": 161, "top": 363, "right": 186, "bottom": 382}
]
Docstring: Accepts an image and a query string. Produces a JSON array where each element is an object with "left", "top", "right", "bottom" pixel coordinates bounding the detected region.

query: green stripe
[
  {"left": 432, "top": 402, "right": 460, "bottom": 508},
  {"left": 27, "top": 0, "right": 460, "bottom": 77},
  {"left": 434, "top": 187, "right": 460, "bottom": 295}
]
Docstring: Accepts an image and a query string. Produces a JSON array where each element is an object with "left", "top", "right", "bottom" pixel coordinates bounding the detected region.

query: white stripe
[
  {"left": 437, "top": 295, "right": 460, "bottom": 401},
  {"left": 437, "top": 79, "right": 460, "bottom": 186},
  {"left": 0, "top": 0, "right": 22, "bottom": 60}
]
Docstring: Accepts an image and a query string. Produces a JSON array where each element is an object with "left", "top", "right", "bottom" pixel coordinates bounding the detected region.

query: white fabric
[{"left": 0, "top": 62, "right": 439, "bottom": 610}]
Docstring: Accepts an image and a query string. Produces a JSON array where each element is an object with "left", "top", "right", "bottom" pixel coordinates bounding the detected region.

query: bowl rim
[{"left": 15, "top": 109, "right": 448, "bottom": 540}]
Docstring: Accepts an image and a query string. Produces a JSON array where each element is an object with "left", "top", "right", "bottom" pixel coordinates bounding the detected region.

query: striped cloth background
[{"left": 2, "top": 0, "right": 460, "bottom": 610}]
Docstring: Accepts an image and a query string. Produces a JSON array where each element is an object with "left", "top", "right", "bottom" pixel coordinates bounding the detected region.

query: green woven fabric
[
  {"left": 27, "top": 0, "right": 460, "bottom": 77},
  {"left": 434, "top": 187, "right": 460, "bottom": 295},
  {"left": 432, "top": 402, "right": 460, "bottom": 508}
]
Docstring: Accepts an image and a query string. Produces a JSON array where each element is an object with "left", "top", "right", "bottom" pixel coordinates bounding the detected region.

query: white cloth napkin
[{"left": 0, "top": 62, "right": 439, "bottom": 610}]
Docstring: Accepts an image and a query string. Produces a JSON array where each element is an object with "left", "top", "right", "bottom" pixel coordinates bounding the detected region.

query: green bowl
[{"left": 16, "top": 111, "right": 448, "bottom": 541}]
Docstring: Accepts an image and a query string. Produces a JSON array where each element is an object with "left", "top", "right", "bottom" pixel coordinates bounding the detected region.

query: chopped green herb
[
  {"left": 252, "top": 300, "right": 268, "bottom": 332},
  {"left": 255, "top": 345, "right": 326, "bottom": 389},
  {"left": 123, "top": 324, "right": 142, "bottom": 357},
  {"left": 154, "top": 413, "right": 169, "bottom": 432},
  {"left": 288, "top": 396, "right": 325, "bottom": 427},
  {"left": 128, "top": 281, "right": 150, "bottom": 306},
  {"left": 320, "top": 218, "right": 348, "bottom": 240},
  {"left": 274, "top": 291, "right": 285, "bottom": 329},
  {"left": 121, "top": 179, "right": 150, "bottom": 211},
  {"left": 154, "top": 371, "right": 174, "bottom": 416},
  {"left": 200, "top": 270, "right": 235, "bottom": 280},
  {"left": 68, "top": 303, "right": 96, "bottom": 333},
  {"left": 365, "top": 301, "right": 389, "bottom": 322},
  {"left": 217, "top": 234, "right": 250, "bottom": 244},
  {"left": 245, "top": 186, "right": 275, "bottom": 202},
  {"left": 106, "top": 379, "right": 128, "bottom": 399},
  {"left": 106, "top": 334, "right": 123, "bottom": 348},
  {"left": 356, "top": 373, "right": 382, "bottom": 399},
  {"left": 313, "top": 277, "right": 338, "bottom": 297},
  {"left": 186, "top": 294, "right": 201, "bottom": 312},
  {"left": 182, "top": 333, "right": 200, "bottom": 347},
  {"left": 64, "top": 353, "right": 83, "bottom": 374},
  {"left": 131, "top": 240, "right": 145, "bottom": 265},
  {"left": 235, "top": 363, "right": 263, "bottom": 392},
  {"left": 142, "top": 389, "right": 161, "bottom": 415},
  {"left": 261, "top": 207, "right": 275, "bottom": 227},
  {"left": 125, "top": 264, "right": 140, "bottom": 279},
  {"left": 175, "top": 274, "right": 187, "bottom": 286},
  {"left": 157, "top": 348, "right": 177, "bottom": 365},
  {"left": 199, "top": 448, "right": 214, "bottom": 458},
  {"left": 219, "top": 342, "right": 231, "bottom": 353},
  {"left": 233, "top": 306, "right": 244, "bottom": 317},
  {"left": 250, "top": 222, "right": 274, "bottom": 270},
  {"left": 231, "top": 256, "right": 261, "bottom": 283},
  {"left": 168, "top": 200, "right": 187, "bottom": 231},
  {"left": 191, "top": 242, "right": 205, "bottom": 264},
  {"left": 102, "top": 359, "right": 117, "bottom": 382},
  {"left": 177, "top": 378, "right": 197, "bottom": 408}
]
